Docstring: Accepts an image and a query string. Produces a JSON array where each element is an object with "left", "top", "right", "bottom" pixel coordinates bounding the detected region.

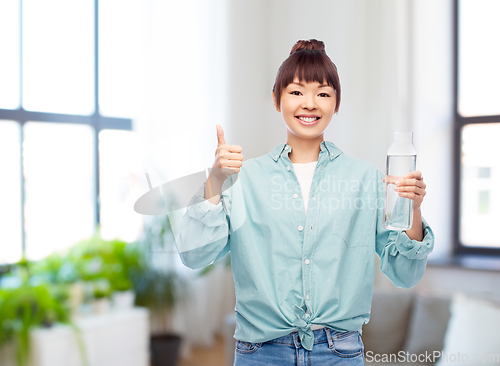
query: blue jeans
[{"left": 233, "top": 327, "right": 365, "bottom": 365}]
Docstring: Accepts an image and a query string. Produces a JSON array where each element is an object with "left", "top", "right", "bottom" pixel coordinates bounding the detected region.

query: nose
[{"left": 302, "top": 94, "right": 317, "bottom": 110}]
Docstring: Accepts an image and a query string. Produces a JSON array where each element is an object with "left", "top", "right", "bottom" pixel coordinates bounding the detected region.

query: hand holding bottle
[{"left": 383, "top": 171, "right": 427, "bottom": 210}]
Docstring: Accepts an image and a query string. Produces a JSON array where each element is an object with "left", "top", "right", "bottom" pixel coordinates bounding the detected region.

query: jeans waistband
[{"left": 267, "top": 327, "right": 357, "bottom": 346}]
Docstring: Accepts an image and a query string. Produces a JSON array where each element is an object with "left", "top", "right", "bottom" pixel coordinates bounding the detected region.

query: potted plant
[
  {"left": 67, "top": 227, "right": 143, "bottom": 313},
  {"left": 132, "top": 213, "right": 192, "bottom": 366},
  {"left": 108, "top": 239, "right": 142, "bottom": 310},
  {"left": 90, "top": 279, "right": 111, "bottom": 314},
  {"left": 0, "top": 259, "right": 82, "bottom": 366},
  {"left": 111, "top": 276, "right": 135, "bottom": 310},
  {"left": 29, "top": 252, "right": 84, "bottom": 318}
]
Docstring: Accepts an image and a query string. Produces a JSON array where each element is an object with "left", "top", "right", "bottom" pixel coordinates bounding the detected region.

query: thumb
[{"left": 216, "top": 124, "right": 226, "bottom": 147}]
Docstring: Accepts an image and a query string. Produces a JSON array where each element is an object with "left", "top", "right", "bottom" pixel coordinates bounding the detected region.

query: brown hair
[{"left": 272, "top": 39, "right": 341, "bottom": 113}]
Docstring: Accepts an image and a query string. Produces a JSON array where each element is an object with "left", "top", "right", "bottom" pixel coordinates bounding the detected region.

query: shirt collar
[{"left": 268, "top": 140, "right": 343, "bottom": 162}]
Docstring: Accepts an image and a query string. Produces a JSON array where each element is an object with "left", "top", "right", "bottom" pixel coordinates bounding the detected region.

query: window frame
[
  {"left": 0, "top": 0, "right": 132, "bottom": 257},
  {"left": 452, "top": 0, "right": 500, "bottom": 256}
]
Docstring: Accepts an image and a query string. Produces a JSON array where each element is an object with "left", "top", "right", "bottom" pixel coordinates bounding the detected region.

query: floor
[{"left": 177, "top": 333, "right": 227, "bottom": 366}]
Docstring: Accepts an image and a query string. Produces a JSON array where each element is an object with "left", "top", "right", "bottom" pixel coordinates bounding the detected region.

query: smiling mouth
[{"left": 296, "top": 116, "right": 320, "bottom": 123}]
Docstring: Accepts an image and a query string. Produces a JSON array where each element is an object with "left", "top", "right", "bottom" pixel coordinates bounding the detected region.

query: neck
[{"left": 286, "top": 132, "right": 324, "bottom": 164}]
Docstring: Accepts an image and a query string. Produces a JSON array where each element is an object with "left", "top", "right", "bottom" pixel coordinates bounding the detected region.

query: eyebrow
[{"left": 290, "top": 82, "right": 331, "bottom": 88}]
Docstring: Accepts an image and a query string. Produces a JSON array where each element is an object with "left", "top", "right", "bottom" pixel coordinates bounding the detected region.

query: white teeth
[{"left": 298, "top": 116, "right": 318, "bottom": 123}]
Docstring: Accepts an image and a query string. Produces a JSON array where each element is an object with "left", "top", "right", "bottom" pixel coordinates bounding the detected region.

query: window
[
  {"left": 454, "top": 0, "right": 500, "bottom": 255},
  {"left": 0, "top": 0, "right": 143, "bottom": 263}
]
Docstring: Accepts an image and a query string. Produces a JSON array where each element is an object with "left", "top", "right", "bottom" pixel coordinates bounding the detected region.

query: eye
[
  {"left": 319, "top": 93, "right": 330, "bottom": 97},
  {"left": 290, "top": 91, "right": 302, "bottom": 95}
]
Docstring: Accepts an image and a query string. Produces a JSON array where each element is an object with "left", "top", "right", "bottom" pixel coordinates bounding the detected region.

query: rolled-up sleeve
[
  {"left": 374, "top": 169, "right": 435, "bottom": 289},
  {"left": 174, "top": 175, "right": 234, "bottom": 270}
]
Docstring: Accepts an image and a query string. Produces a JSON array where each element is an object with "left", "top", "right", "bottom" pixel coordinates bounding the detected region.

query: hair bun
[{"left": 290, "top": 39, "right": 325, "bottom": 55}]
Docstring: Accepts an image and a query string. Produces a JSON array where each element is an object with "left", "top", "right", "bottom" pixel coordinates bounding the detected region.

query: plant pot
[
  {"left": 0, "top": 341, "right": 16, "bottom": 366},
  {"left": 91, "top": 298, "right": 110, "bottom": 314},
  {"left": 69, "top": 281, "right": 85, "bottom": 318},
  {"left": 112, "top": 290, "right": 135, "bottom": 310},
  {"left": 150, "top": 334, "right": 182, "bottom": 366}
]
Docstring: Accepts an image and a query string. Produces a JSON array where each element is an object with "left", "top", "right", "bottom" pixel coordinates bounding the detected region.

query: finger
[
  {"left": 220, "top": 152, "right": 244, "bottom": 161},
  {"left": 396, "top": 178, "right": 426, "bottom": 189},
  {"left": 397, "top": 191, "right": 425, "bottom": 201},
  {"left": 384, "top": 175, "right": 403, "bottom": 185},
  {"left": 403, "top": 170, "right": 422, "bottom": 180},
  {"left": 225, "top": 145, "right": 243, "bottom": 153},
  {"left": 395, "top": 185, "right": 426, "bottom": 196},
  {"left": 216, "top": 124, "right": 226, "bottom": 147},
  {"left": 221, "top": 159, "right": 243, "bottom": 168}
]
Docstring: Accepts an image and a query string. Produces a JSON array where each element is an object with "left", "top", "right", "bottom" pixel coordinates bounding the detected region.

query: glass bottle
[{"left": 383, "top": 131, "right": 417, "bottom": 230}]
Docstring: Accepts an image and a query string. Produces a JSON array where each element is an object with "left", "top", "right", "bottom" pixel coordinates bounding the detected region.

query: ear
[{"left": 272, "top": 91, "right": 281, "bottom": 112}]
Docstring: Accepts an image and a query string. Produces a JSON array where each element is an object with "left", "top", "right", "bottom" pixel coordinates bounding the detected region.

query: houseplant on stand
[
  {"left": 109, "top": 241, "right": 140, "bottom": 310},
  {"left": 67, "top": 227, "right": 143, "bottom": 314},
  {"left": 28, "top": 251, "right": 85, "bottom": 319},
  {"left": 0, "top": 259, "right": 85, "bottom": 366},
  {"left": 90, "top": 279, "right": 111, "bottom": 314},
  {"left": 132, "top": 213, "right": 192, "bottom": 366}
]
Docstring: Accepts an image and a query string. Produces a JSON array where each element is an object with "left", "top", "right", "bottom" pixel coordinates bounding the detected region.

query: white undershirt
[
  {"left": 292, "top": 161, "right": 323, "bottom": 328},
  {"left": 292, "top": 161, "right": 317, "bottom": 215}
]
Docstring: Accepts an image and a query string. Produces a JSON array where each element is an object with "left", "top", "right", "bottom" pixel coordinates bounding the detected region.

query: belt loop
[
  {"left": 325, "top": 328, "right": 334, "bottom": 348},
  {"left": 293, "top": 332, "right": 301, "bottom": 349}
]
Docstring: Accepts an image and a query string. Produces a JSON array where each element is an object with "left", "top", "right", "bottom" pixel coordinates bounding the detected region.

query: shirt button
[
  {"left": 310, "top": 225, "right": 313, "bottom": 230},
  {"left": 306, "top": 294, "right": 310, "bottom": 300},
  {"left": 293, "top": 193, "right": 298, "bottom": 199},
  {"left": 275, "top": 155, "right": 278, "bottom": 159},
  {"left": 319, "top": 164, "right": 322, "bottom": 169},
  {"left": 331, "top": 153, "right": 334, "bottom": 157},
  {"left": 313, "top": 195, "right": 316, "bottom": 200},
  {"left": 298, "top": 226, "right": 303, "bottom": 231},
  {"left": 305, "top": 259, "right": 310, "bottom": 265},
  {"left": 287, "top": 166, "right": 291, "bottom": 171},
  {"left": 286, "top": 146, "right": 290, "bottom": 150}
]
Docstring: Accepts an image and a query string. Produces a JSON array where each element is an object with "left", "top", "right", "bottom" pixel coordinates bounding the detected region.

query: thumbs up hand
[{"left": 212, "top": 124, "right": 244, "bottom": 179}]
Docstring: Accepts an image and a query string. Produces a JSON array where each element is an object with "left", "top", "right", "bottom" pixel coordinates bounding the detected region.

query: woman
[{"left": 176, "top": 39, "right": 434, "bottom": 366}]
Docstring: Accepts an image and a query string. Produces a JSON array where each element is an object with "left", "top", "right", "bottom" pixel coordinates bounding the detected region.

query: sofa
[
  {"left": 362, "top": 290, "right": 450, "bottom": 366},
  {"left": 223, "top": 289, "right": 500, "bottom": 366},
  {"left": 363, "top": 289, "right": 500, "bottom": 365}
]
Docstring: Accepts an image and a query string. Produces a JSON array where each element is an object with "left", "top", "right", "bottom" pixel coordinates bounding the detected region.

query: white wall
[
  {"left": 135, "top": 0, "right": 228, "bottom": 186},
  {"left": 410, "top": 0, "right": 454, "bottom": 260}
]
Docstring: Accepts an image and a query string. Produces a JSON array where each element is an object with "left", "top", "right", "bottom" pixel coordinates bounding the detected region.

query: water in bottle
[{"left": 383, "top": 132, "right": 417, "bottom": 230}]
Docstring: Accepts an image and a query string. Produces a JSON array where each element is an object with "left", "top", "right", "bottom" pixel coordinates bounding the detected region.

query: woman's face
[{"left": 273, "top": 77, "right": 336, "bottom": 139}]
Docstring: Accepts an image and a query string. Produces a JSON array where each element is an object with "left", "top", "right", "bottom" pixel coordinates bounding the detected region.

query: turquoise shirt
[{"left": 175, "top": 140, "right": 435, "bottom": 351}]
